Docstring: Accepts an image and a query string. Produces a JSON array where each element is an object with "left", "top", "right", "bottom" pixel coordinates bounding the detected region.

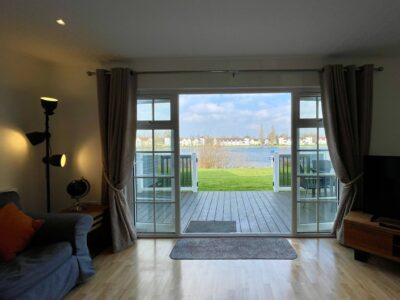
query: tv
[{"left": 364, "top": 155, "right": 400, "bottom": 221}]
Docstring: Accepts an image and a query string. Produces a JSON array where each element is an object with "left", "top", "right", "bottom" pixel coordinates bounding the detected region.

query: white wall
[
  {"left": 123, "top": 55, "right": 400, "bottom": 155},
  {"left": 0, "top": 49, "right": 102, "bottom": 211},
  {"left": 1, "top": 53, "right": 400, "bottom": 211}
]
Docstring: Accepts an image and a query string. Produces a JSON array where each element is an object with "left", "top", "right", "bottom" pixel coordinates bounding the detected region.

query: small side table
[{"left": 62, "top": 204, "right": 112, "bottom": 257}]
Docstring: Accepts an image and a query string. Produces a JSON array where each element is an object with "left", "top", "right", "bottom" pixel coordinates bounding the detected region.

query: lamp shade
[
  {"left": 46, "top": 154, "right": 67, "bottom": 167},
  {"left": 26, "top": 131, "right": 46, "bottom": 145},
  {"left": 40, "top": 97, "right": 58, "bottom": 115}
]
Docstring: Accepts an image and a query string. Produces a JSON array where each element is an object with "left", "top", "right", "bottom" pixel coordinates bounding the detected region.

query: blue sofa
[{"left": 0, "top": 191, "right": 95, "bottom": 300}]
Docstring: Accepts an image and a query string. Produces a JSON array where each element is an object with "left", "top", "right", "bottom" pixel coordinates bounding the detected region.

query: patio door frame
[
  {"left": 135, "top": 87, "right": 335, "bottom": 238},
  {"left": 135, "top": 92, "right": 181, "bottom": 237},
  {"left": 291, "top": 89, "right": 337, "bottom": 236}
]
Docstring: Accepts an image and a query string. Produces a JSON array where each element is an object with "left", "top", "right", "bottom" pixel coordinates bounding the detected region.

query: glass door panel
[
  {"left": 134, "top": 96, "right": 178, "bottom": 234},
  {"left": 294, "top": 94, "right": 338, "bottom": 233}
]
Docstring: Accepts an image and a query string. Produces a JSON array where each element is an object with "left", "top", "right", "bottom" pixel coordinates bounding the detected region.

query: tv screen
[{"left": 364, "top": 155, "right": 400, "bottom": 220}]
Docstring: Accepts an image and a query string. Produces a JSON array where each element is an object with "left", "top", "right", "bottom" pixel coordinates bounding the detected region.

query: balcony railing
[
  {"left": 273, "top": 152, "right": 334, "bottom": 192},
  {"left": 135, "top": 153, "right": 198, "bottom": 192}
]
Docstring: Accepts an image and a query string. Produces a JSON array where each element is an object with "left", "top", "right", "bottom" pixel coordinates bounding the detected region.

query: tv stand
[{"left": 344, "top": 211, "right": 400, "bottom": 263}]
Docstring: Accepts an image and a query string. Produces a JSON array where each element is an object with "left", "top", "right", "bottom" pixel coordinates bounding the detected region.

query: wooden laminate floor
[{"left": 66, "top": 238, "right": 400, "bottom": 300}]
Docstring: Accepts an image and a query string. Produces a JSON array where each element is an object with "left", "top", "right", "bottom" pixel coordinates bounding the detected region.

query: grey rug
[
  {"left": 185, "top": 221, "right": 237, "bottom": 233},
  {"left": 170, "top": 237, "right": 297, "bottom": 260}
]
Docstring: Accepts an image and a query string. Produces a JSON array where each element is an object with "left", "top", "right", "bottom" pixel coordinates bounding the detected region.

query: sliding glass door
[
  {"left": 292, "top": 93, "right": 338, "bottom": 233},
  {"left": 134, "top": 95, "right": 179, "bottom": 234}
]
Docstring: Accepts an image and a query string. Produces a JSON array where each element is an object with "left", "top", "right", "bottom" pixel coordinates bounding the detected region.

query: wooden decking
[{"left": 180, "top": 191, "right": 291, "bottom": 233}]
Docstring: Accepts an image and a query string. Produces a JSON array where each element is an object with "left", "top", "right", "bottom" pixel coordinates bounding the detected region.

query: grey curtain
[
  {"left": 96, "top": 68, "right": 137, "bottom": 252},
  {"left": 320, "top": 64, "right": 374, "bottom": 243}
]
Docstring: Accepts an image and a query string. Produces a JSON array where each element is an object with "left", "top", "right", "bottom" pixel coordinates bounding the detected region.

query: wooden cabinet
[
  {"left": 344, "top": 211, "right": 400, "bottom": 262},
  {"left": 62, "top": 204, "right": 112, "bottom": 257}
]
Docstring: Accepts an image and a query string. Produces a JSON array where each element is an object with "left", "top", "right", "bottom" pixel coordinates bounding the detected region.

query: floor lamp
[{"left": 26, "top": 97, "right": 67, "bottom": 212}]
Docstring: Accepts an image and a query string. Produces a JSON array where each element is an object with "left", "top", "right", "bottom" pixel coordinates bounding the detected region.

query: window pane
[
  {"left": 136, "top": 130, "right": 153, "bottom": 151},
  {"left": 137, "top": 99, "right": 152, "bottom": 121},
  {"left": 154, "top": 153, "right": 174, "bottom": 176},
  {"left": 300, "top": 97, "right": 317, "bottom": 119},
  {"left": 154, "top": 130, "right": 173, "bottom": 151},
  {"left": 154, "top": 99, "right": 171, "bottom": 121},
  {"left": 318, "top": 202, "right": 337, "bottom": 232},
  {"left": 136, "top": 203, "right": 154, "bottom": 232},
  {"left": 136, "top": 177, "right": 154, "bottom": 202},
  {"left": 155, "top": 178, "right": 174, "bottom": 201},
  {"left": 135, "top": 153, "right": 153, "bottom": 176},
  {"left": 155, "top": 203, "right": 175, "bottom": 232},
  {"left": 298, "top": 128, "right": 317, "bottom": 150},
  {"left": 318, "top": 128, "right": 328, "bottom": 150},
  {"left": 298, "top": 203, "right": 317, "bottom": 232},
  {"left": 317, "top": 97, "right": 323, "bottom": 119}
]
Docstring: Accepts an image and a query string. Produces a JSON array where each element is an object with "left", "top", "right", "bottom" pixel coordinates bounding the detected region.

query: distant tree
[
  {"left": 267, "top": 126, "right": 277, "bottom": 145},
  {"left": 258, "top": 125, "right": 264, "bottom": 146}
]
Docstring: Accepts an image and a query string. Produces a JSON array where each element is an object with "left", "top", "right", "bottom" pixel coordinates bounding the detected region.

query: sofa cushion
[
  {"left": 0, "top": 203, "right": 44, "bottom": 261},
  {"left": 0, "top": 191, "right": 21, "bottom": 209},
  {"left": 0, "top": 242, "right": 73, "bottom": 299}
]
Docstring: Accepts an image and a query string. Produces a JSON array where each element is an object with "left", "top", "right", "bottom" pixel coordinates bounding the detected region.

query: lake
[{"left": 181, "top": 146, "right": 291, "bottom": 168}]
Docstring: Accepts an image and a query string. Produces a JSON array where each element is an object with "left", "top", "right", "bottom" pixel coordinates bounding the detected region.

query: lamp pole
[
  {"left": 26, "top": 97, "right": 66, "bottom": 213},
  {"left": 45, "top": 112, "right": 51, "bottom": 213}
]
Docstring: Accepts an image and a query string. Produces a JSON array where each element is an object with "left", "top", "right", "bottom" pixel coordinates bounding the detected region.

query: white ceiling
[{"left": 1, "top": 0, "right": 400, "bottom": 61}]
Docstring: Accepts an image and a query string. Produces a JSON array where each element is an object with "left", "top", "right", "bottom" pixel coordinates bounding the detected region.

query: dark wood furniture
[
  {"left": 344, "top": 211, "right": 400, "bottom": 263},
  {"left": 62, "top": 204, "right": 111, "bottom": 257}
]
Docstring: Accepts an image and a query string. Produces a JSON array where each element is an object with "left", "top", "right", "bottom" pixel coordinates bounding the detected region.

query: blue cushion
[
  {"left": 0, "top": 191, "right": 21, "bottom": 209},
  {"left": 0, "top": 242, "right": 73, "bottom": 299}
]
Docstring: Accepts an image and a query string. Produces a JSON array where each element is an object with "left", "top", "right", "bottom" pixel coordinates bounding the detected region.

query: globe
[{"left": 67, "top": 177, "right": 90, "bottom": 200}]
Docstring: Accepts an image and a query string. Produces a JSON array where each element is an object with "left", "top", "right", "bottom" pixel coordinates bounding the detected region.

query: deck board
[
  {"left": 180, "top": 191, "right": 291, "bottom": 233},
  {"left": 137, "top": 191, "right": 292, "bottom": 233}
]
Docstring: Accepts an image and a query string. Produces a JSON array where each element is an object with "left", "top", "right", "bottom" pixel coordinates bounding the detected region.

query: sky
[{"left": 179, "top": 93, "right": 291, "bottom": 138}]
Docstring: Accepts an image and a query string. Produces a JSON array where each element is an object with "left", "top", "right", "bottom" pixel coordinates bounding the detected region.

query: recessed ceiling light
[{"left": 56, "top": 19, "right": 66, "bottom": 26}]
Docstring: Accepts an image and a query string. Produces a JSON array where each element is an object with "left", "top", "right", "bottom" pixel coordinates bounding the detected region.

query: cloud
[{"left": 179, "top": 93, "right": 291, "bottom": 137}]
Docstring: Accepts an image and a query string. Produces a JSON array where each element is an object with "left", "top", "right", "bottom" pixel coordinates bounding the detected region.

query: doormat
[
  {"left": 170, "top": 237, "right": 297, "bottom": 260},
  {"left": 184, "top": 221, "right": 236, "bottom": 233}
]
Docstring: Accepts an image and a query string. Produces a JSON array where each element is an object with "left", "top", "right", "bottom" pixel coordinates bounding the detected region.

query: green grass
[{"left": 198, "top": 168, "right": 273, "bottom": 191}]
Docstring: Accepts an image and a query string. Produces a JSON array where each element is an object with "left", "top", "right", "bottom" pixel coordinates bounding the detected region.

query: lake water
[{"left": 181, "top": 146, "right": 291, "bottom": 168}]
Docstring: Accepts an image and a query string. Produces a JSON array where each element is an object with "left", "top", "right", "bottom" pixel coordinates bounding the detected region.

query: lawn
[{"left": 198, "top": 168, "right": 273, "bottom": 191}]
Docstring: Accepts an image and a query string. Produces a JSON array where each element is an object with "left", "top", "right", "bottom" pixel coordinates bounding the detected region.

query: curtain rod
[{"left": 86, "top": 66, "right": 384, "bottom": 76}]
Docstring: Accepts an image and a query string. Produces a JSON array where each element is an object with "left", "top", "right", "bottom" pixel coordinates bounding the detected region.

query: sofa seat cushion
[{"left": 0, "top": 242, "right": 73, "bottom": 299}]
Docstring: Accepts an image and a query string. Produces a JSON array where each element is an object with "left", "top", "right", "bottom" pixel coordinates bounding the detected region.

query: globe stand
[
  {"left": 67, "top": 177, "right": 90, "bottom": 212},
  {"left": 72, "top": 197, "right": 86, "bottom": 212}
]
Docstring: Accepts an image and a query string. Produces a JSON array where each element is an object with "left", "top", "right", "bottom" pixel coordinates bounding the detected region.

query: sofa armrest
[{"left": 27, "top": 212, "right": 95, "bottom": 281}]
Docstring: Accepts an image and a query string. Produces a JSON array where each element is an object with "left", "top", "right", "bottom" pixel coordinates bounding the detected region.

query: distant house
[
  {"left": 300, "top": 136, "right": 314, "bottom": 145},
  {"left": 278, "top": 137, "right": 291, "bottom": 145},
  {"left": 318, "top": 136, "right": 327, "bottom": 145}
]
